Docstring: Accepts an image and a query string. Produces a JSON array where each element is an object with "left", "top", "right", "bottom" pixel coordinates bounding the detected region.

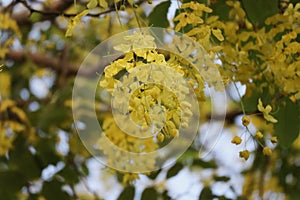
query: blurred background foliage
[{"left": 0, "top": 0, "right": 300, "bottom": 199}]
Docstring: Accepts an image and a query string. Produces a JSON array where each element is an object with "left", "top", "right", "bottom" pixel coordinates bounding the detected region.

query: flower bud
[
  {"left": 231, "top": 136, "right": 242, "bottom": 145},
  {"left": 242, "top": 115, "right": 250, "bottom": 126}
]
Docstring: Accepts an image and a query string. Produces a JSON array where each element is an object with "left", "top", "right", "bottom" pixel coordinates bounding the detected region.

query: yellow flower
[
  {"left": 122, "top": 173, "right": 139, "bottom": 184},
  {"left": 211, "top": 28, "right": 224, "bottom": 41},
  {"left": 98, "top": 0, "right": 108, "bottom": 9},
  {"left": 255, "top": 131, "right": 263, "bottom": 139},
  {"left": 113, "top": 43, "right": 131, "bottom": 52},
  {"left": 242, "top": 115, "right": 250, "bottom": 126},
  {"left": 170, "top": 129, "right": 179, "bottom": 137},
  {"left": 174, "top": 12, "right": 204, "bottom": 31},
  {"left": 239, "top": 150, "right": 250, "bottom": 161},
  {"left": 156, "top": 132, "right": 164, "bottom": 142},
  {"left": 257, "top": 98, "right": 278, "bottom": 123},
  {"left": 271, "top": 136, "right": 278, "bottom": 144},
  {"left": 0, "top": 127, "right": 14, "bottom": 156},
  {"left": 125, "top": 31, "right": 156, "bottom": 50},
  {"left": 227, "top": 1, "right": 246, "bottom": 20},
  {"left": 181, "top": 2, "right": 212, "bottom": 13},
  {"left": 0, "top": 13, "right": 22, "bottom": 38},
  {"left": 114, "top": 32, "right": 156, "bottom": 56},
  {"left": 231, "top": 136, "right": 242, "bottom": 145},
  {"left": 65, "top": 10, "right": 89, "bottom": 37},
  {"left": 283, "top": 3, "right": 300, "bottom": 20},
  {"left": 263, "top": 147, "right": 272, "bottom": 156}
]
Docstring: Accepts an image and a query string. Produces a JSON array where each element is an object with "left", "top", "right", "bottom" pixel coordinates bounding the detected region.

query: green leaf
[
  {"left": 162, "top": 191, "right": 172, "bottom": 200},
  {"left": 35, "top": 138, "right": 61, "bottom": 167},
  {"left": 59, "top": 165, "right": 79, "bottom": 184},
  {"left": 141, "top": 187, "right": 158, "bottom": 200},
  {"left": 147, "top": 169, "right": 161, "bottom": 180},
  {"left": 166, "top": 163, "right": 183, "bottom": 179},
  {"left": 0, "top": 171, "right": 26, "bottom": 199},
  {"left": 274, "top": 98, "right": 300, "bottom": 148},
  {"left": 148, "top": 1, "right": 171, "bottom": 28},
  {"left": 10, "top": 135, "right": 42, "bottom": 179},
  {"left": 242, "top": 92, "right": 259, "bottom": 113},
  {"left": 210, "top": 0, "right": 231, "bottom": 21},
  {"left": 192, "top": 159, "right": 217, "bottom": 169},
  {"left": 42, "top": 179, "right": 71, "bottom": 200},
  {"left": 38, "top": 104, "right": 69, "bottom": 131},
  {"left": 37, "top": 84, "right": 72, "bottom": 131},
  {"left": 117, "top": 186, "right": 135, "bottom": 200},
  {"left": 241, "top": 0, "right": 279, "bottom": 26},
  {"left": 27, "top": 194, "right": 40, "bottom": 200},
  {"left": 214, "top": 176, "right": 230, "bottom": 182},
  {"left": 242, "top": 85, "right": 271, "bottom": 113},
  {"left": 11, "top": 149, "right": 41, "bottom": 179},
  {"left": 199, "top": 187, "right": 214, "bottom": 200},
  {"left": 81, "top": 162, "right": 90, "bottom": 176}
]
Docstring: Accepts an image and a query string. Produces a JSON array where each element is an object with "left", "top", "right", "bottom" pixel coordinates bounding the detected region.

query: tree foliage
[{"left": 0, "top": 0, "right": 300, "bottom": 199}]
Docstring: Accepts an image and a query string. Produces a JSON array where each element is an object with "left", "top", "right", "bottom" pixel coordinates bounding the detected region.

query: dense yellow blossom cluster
[
  {"left": 174, "top": 1, "right": 299, "bottom": 100},
  {"left": 0, "top": 100, "right": 30, "bottom": 155},
  {"left": 174, "top": 1, "right": 299, "bottom": 161},
  {"left": 0, "top": 13, "right": 22, "bottom": 58},
  {"left": 222, "top": 2, "right": 300, "bottom": 99},
  {"left": 98, "top": 31, "right": 201, "bottom": 173}
]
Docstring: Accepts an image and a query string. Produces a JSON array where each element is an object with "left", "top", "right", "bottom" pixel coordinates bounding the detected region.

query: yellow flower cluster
[
  {"left": 168, "top": 35, "right": 224, "bottom": 96},
  {"left": 0, "top": 14, "right": 21, "bottom": 38},
  {"left": 98, "top": 31, "right": 198, "bottom": 173},
  {"left": 0, "top": 126, "right": 14, "bottom": 156},
  {"left": 97, "top": 115, "right": 158, "bottom": 172},
  {"left": 262, "top": 4, "right": 300, "bottom": 99},
  {"left": 170, "top": 1, "right": 300, "bottom": 160},
  {"left": 65, "top": 10, "right": 89, "bottom": 37},
  {"left": 220, "top": 2, "right": 300, "bottom": 99},
  {"left": 172, "top": 0, "right": 298, "bottom": 162},
  {"left": 0, "top": 14, "right": 22, "bottom": 58},
  {"left": 0, "top": 100, "right": 30, "bottom": 155},
  {"left": 231, "top": 116, "right": 278, "bottom": 161},
  {"left": 174, "top": 2, "right": 224, "bottom": 52}
]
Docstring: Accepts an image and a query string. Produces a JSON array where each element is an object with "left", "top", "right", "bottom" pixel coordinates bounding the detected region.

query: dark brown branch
[
  {"left": 17, "top": 0, "right": 116, "bottom": 17},
  {"left": 12, "top": 0, "right": 148, "bottom": 25},
  {"left": 6, "top": 51, "right": 76, "bottom": 75},
  {"left": 5, "top": 51, "right": 98, "bottom": 77},
  {"left": 12, "top": 0, "right": 74, "bottom": 25}
]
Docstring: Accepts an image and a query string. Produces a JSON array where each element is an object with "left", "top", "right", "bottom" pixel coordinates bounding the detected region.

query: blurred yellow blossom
[
  {"left": 263, "top": 147, "right": 272, "bottom": 156},
  {"left": 257, "top": 98, "right": 278, "bottom": 123},
  {"left": 239, "top": 150, "right": 250, "bottom": 161},
  {"left": 255, "top": 131, "right": 263, "bottom": 140},
  {"left": 231, "top": 136, "right": 242, "bottom": 145}
]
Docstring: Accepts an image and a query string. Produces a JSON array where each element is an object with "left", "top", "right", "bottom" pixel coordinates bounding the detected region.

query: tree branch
[
  {"left": 11, "top": 0, "right": 74, "bottom": 25},
  {"left": 17, "top": 0, "right": 116, "bottom": 17},
  {"left": 5, "top": 51, "right": 98, "bottom": 77},
  {"left": 11, "top": 0, "right": 148, "bottom": 25}
]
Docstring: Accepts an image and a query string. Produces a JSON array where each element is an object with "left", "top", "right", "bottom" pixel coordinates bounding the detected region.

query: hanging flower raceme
[{"left": 98, "top": 31, "right": 198, "bottom": 173}]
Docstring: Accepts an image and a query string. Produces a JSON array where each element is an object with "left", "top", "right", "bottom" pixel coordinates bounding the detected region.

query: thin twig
[
  {"left": 16, "top": 0, "right": 116, "bottom": 18},
  {"left": 15, "top": 0, "right": 148, "bottom": 18}
]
